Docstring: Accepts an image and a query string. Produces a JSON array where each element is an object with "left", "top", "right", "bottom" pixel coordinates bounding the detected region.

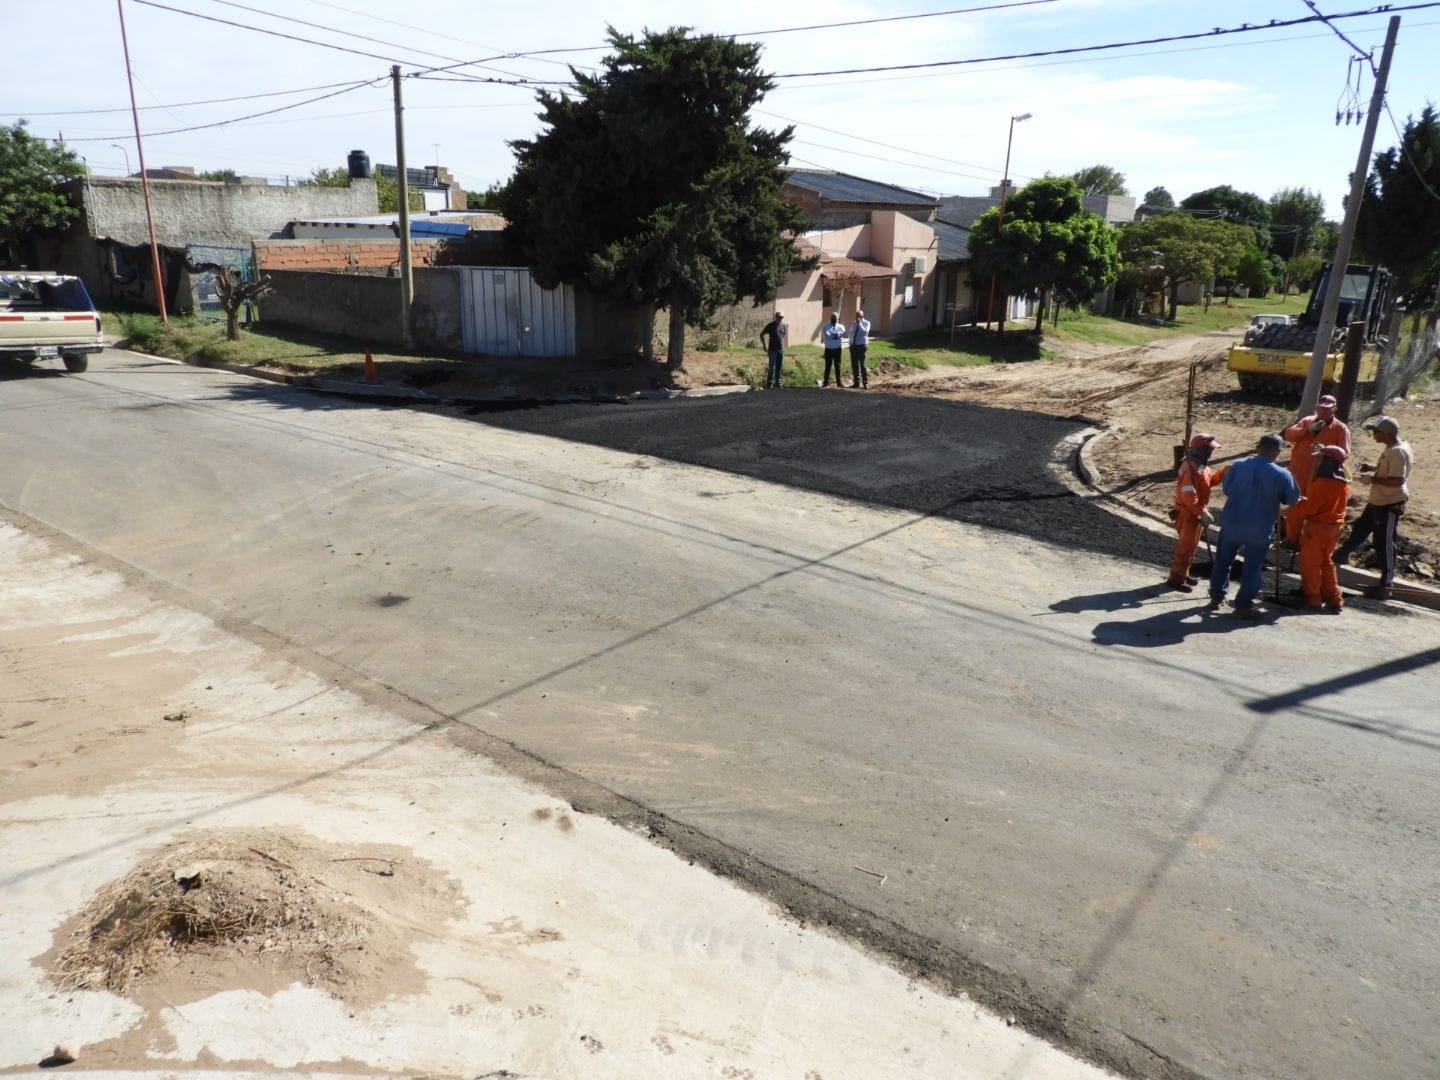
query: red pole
[{"left": 116, "top": 0, "right": 167, "bottom": 322}]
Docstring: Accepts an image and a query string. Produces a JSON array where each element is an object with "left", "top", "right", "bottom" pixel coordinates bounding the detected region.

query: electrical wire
[
  {"left": 130, "top": 0, "right": 411, "bottom": 63},
  {"left": 5, "top": 80, "right": 389, "bottom": 118},
  {"left": 1303, "top": 0, "right": 1380, "bottom": 71},
  {"left": 769, "top": 3, "right": 1440, "bottom": 79},
  {"left": 200, "top": 0, "right": 540, "bottom": 82},
  {"left": 725, "top": 0, "right": 1059, "bottom": 38},
  {"left": 1381, "top": 103, "right": 1440, "bottom": 202},
  {"left": 289, "top": 0, "right": 591, "bottom": 70},
  {"left": 62, "top": 79, "right": 382, "bottom": 142}
]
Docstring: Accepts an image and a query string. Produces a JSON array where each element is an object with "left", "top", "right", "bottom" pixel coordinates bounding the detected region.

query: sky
[{"left": 6, "top": 0, "right": 1439, "bottom": 224}]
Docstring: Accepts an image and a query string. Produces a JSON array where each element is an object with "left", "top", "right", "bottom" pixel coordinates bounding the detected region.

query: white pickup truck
[{"left": 0, "top": 272, "right": 104, "bottom": 373}]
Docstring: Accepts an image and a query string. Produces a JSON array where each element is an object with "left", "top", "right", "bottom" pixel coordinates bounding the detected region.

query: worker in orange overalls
[
  {"left": 1167, "top": 433, "right": 1228, "bottom": 591},
  {"left": 1294, "top": 444, "right": 1351, "bottom": 612},
  {"left": 1282, "top": 393, "right": 1350, "bottom": 546}
]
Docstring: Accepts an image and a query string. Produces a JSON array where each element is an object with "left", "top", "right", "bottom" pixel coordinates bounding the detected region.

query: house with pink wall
[{"left": 776, "top": 171, "right": 942, "bottom": 343}]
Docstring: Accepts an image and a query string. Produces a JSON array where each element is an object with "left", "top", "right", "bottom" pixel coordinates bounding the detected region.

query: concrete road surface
[{"left": 2, "top": 350, "right": 1437, "bottom": 1080}]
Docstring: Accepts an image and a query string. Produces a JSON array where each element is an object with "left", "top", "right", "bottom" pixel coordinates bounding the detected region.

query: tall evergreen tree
[
  {"left": 1356, "top": 105, "right": 1440, "bottom": 309},
  {"left": 500, "top": 27, "right": 814, "bottom": 366}
]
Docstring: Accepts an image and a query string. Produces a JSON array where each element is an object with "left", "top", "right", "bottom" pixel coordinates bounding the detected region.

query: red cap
[{"left": 1189, "top": 433, "right": 1220, "bottom": 449}]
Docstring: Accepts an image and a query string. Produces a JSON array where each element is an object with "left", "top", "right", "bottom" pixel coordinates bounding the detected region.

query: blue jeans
[
  {"left": 1209, "top": 534, "right": 1271, "bottom": 608},
  {"left": 766, "top": 350, "right": 784, "bottom": 387}
]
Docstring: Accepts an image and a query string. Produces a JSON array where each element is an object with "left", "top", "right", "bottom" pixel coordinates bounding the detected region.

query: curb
[{"left": 1075, "top": 427, "right": 1440, "bottom": 614}]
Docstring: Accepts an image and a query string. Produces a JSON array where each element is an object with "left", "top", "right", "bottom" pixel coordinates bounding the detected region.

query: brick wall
[{"left": 254, "top": 238, "right": 444, "bottom": 272}]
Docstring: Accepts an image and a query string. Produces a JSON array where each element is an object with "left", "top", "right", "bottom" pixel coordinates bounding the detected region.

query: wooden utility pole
[
  {"left": 1298, "top": 14, "right": 1400, "bottom": 416},
  {"left": 392, "top": 65, "right": 414, "bottom": 347},
  {"left": 116, "top": 0, "right": 167, "bottom": 322},
  {"left": 1333, "top": 320, "right": 1366, "bottom": 422}
]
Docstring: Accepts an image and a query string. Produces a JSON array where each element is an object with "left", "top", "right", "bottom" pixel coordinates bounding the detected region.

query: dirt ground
[{"left": 861, "top": 330, "right": 1440, "bottom": 582}]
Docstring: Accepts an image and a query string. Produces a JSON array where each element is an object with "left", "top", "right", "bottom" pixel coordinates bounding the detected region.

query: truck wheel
[{"left": 63, "top": 354, "right": 89, "bottom": 373}]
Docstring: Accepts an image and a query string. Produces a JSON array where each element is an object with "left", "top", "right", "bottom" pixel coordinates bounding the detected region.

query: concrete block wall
[
  {"left": 260, "top": 267, "right": 462, "bottom": 351},
  {"left": 66, "top": 176, "right": 380, "bottom": 248}
]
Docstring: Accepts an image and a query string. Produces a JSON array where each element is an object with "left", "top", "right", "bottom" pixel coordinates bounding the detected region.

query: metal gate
[
  {"left": 459, "top": 267, "right": 575, "bottom": 357},
  {"left": 185, "top": 244, "right": 255, "bottom": 321}
]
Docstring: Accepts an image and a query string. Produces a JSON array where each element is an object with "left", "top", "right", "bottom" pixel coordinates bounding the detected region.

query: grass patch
[
  {"left": 1043, "top": 291, "right": 1311, "bottom": 350},
  {"left": 110, "top": 311, "right": 371, "bottom": 372}
]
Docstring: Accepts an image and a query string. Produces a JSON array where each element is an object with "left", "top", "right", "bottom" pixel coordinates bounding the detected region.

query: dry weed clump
[{"left": 54, "top": 834, "right": 371, "bottom": 994}]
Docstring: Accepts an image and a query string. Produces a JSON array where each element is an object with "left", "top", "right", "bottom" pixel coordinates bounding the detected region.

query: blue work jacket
[{"left": 1219, "top": 455, "right": 1301, "bottom": 545}]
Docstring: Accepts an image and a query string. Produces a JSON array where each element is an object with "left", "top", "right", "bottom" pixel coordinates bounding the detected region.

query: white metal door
[{"left": 459, "top": 267, "right": 575, "bottom": 357}]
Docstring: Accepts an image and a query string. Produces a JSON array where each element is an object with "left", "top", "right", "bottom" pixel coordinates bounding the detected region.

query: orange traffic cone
[{"left": 363, "top": 348, "right": 378, "bottom": 383}]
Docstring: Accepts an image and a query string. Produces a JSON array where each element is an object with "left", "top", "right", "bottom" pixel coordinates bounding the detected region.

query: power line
[
  {"left": 131, "top": 0, "right": 412, "bottom": 63},
  {"left": 406, "top": 1, "right": 1071, "bottom": 78},
  {"left": 288, "top": 0, "right": 589, "bottom": 70},
  {"left": 199, "top": 0, "right": 540, "bottom": 82},
  {"left": 7, "top": 80, "right": 368, "bottom": 118},
  {"left": 758, "top": 108, "right": 1008, "bottom": 179},
  {"left": 769, "top": 3, "right": 1440, "bottom": 79},
  {"left": 62, "top": 79, "right": 381, "bottom": 142},
  {"left": 1304, "top": 0, "right": 1380, "bottom": 71},
  {"left": 1381, "top": 102, "right": 1440, "bottom": 202},
  {"left": 726, "top": 0, "right": 1060, "bottom": 38}
]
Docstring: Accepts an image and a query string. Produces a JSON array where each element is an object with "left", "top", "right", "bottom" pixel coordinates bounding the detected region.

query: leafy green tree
[
  {"left": 1141, "top": 185, "right": 1174, "bottom": 211},
  {"left": 303, "top": 164, "right": 417, "bottom": 211},
  {"left": 1119, "top": 214, "right": 1252, "bottom": 320},
  {"left": 467, "top": 181, "right": 507, "bottom": 210},
  {"left": 968, "top": 177, "right": 1120, "bottom": 332},
  {"left": 1268, "top": 187, "right": 1325, "bottom": 255},
  {"left": 1180, "top": 185, "right": 1271, "bottom": 250},
  {"left": 1233, "top": 246, "right": 1275, "bottom": 296},
  {"left": 0, "top": 121, "right": 84, "bottom": 261},
  {"left": 1067, "top": 164, "right": 1128, "bottom": 196},
  {"left": 303, "top": 166, "right": 350, "bottom": 187},
  {"left": 199, "top": 168, "right": 240, "bottom": 182},
  {"left": 1356, "top": 104, "right": 1440, "bottom": 309},
  {"left": 500, "top": 26, "right": 814, "bottom": 366},
  {"left": 1287, "top": 250, "right": 1324, "bottom": 293}
]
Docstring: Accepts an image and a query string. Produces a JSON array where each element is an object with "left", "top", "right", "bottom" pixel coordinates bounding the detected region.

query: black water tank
[{"left": 347, "top": 150, "right": 371, "bottom": 179}]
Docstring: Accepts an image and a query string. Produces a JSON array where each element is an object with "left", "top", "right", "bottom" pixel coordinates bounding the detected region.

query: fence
[{"left": 185, "top": 244, "right": 255, "bottom": 321}]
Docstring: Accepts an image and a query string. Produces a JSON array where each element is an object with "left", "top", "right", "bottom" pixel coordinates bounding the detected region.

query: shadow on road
[
  {"left": 1247, "top": 646, "right": 1440, "bottom": 714},
  {"left": 1090, "top": 603, "right": 1277, "bottom": 646}
]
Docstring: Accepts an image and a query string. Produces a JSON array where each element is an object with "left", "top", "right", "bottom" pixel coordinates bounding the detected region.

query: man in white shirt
[
  {"left": 1333, "top": 415, "right": 1413, "bottom": 599},
  {"left": 849, "top": 310, "right": 871, "bottom": 389}
]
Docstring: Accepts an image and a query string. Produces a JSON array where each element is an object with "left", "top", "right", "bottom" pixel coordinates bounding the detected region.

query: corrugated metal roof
[
  {"left": 786, "top": 170, "right": 938, "bottom": 207},
  {"left": 930, "top": 219, "right": 973, "bottom": 262}
]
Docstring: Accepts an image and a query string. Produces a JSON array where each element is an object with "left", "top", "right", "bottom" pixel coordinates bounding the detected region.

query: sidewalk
[{"left": 0, "top": 519, "right": 1114, "bottom": 1080}]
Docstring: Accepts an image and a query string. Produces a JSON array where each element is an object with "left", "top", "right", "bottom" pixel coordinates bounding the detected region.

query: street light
[
  {"left": 985, "top": 112, "right": 1032, "bottom": 333},
  {"left": 111, "top": 143, "right": 131, "bottom": 176}
]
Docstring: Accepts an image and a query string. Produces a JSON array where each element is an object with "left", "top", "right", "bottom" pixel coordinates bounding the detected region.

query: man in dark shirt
[{"left": 759, "top": 311, "right": 788, "bottom": 389}]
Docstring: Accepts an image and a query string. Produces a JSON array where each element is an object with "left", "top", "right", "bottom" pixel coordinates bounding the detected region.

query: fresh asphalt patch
[{"left": 462, "top": 390, "right": 1173, "bottom": 567}]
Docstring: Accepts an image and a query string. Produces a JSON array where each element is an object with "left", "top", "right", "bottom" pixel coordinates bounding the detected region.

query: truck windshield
[{"left": 0, "top": 276, "right": 96, "bottom": 311}]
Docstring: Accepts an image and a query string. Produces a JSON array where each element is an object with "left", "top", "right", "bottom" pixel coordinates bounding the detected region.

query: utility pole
[
  {"left": 985, "top": 112, "right": 1030, "bottom": 334},
  {"left": 116, "top": 0, "right": 167, "bottom": 322},
  {"left": 1298, "top": 14, "right": 1400, "bottom": 415},
  {"left": 391, "top": 65, "right": 414, "bottom": 347}
]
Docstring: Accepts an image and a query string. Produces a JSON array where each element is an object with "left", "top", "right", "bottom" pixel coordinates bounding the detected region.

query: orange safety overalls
[
  {"left": 1296, "top": 473, "right": 1350, "bottom": 607},
  {"left": 1283, "top": 416, "right": 1350, "bottom": 545},
  {"left": 1169, "top": 459, "right": 1226, "bottom": 585}
]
